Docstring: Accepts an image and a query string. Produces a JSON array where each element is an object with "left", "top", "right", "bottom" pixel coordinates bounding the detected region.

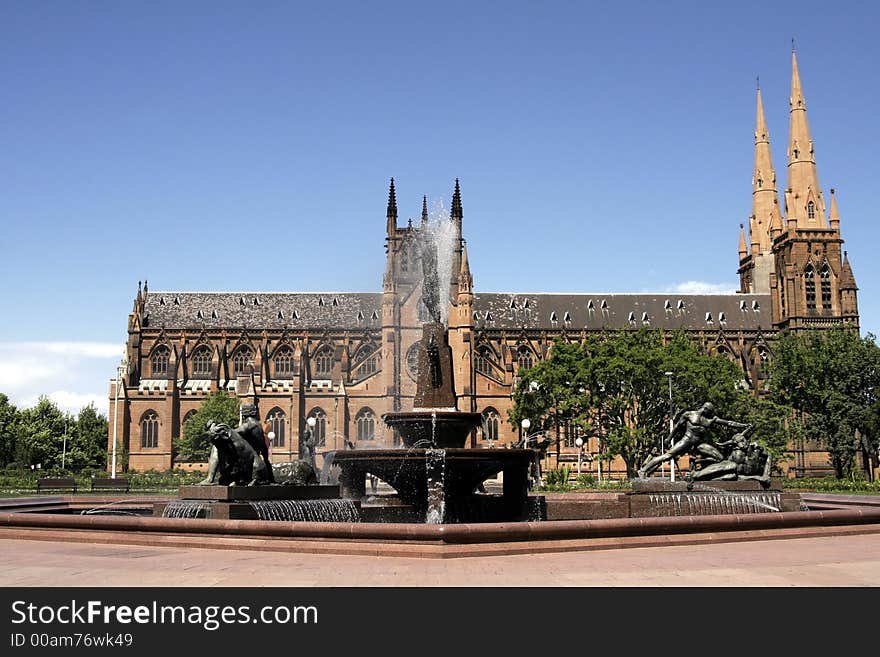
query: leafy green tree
[
  {"left": 0, "top": 394, "right": 19, "bottom": 468},
  {"left": 173, "top": 391, "right": 240, "bottom": 462},
  {"left": 68, "top": 404, "right": 109, "bottom": 469},
  {"left": 770, "top": 328, "right": 880, "bottom": 478},
  {"left": 15, "top": 396, "right": 68, "bottom": 469},
  {"left": 511, "top": 330, "right": 764, "bottom": 478}
]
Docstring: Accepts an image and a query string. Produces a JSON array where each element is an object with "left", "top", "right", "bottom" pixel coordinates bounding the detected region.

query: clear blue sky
[{"left": 1, "top": 0, "right": 877, "bottom": 413}]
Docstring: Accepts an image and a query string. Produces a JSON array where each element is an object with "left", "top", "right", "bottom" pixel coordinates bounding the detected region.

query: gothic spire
[
  {"left": 750, "top": 85, "right": 781, "bottom": 253},
  {"left": 786, "top": 49, "right": 827, "bottom": 228},
  {"left": 386, "top": 177, "right": 398, "bottom": 235},
  {"left": 738, "top": 224, "right": 748, "bottom": 260},
  {"left": 421, "top": 195, "right": 428, "bottom": 226},
  {"left": 458, "top": 239, "right": 473, "bottom": 292},
  {"left": 451, "top": 178, "right": 462, "bottom": 224},
  {"left": 829, "top": 187, "right": 840, "bottom": 231},
  {"left": 840, "top": 251, "right": 857, "bottom": 290}
]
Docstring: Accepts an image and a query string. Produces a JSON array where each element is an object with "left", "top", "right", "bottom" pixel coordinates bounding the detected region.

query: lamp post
[
  {"left": 575, "top": 436, "right": 584, "bottom": 476},
  {"left": 664, "top": 371, "right": 675, "bottom": 482},
  {"left": 111, "top": 363, "right": 124, "bottom": 479},
  {"left": 520, "top": 418, "right": 531, "bottom": 447}
]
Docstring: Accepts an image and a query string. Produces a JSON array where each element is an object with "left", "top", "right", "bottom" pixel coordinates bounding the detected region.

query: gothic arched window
[
  {"left": 267, "top": 408, "right": 285, "bottom": 448},
  {"left": 356, "top": 408, "right": 376, "bottom": 442},
  {"left": 820, "top": 264, "right": 832, "bottom": 311},
  {"left": 482, "top": 408, "right": 499, "bottom": 442},
  {"left": 314, "top": 347, "right": 333, "bottom": 378},
  {"left": 232, "top": 347, "right": 253, "bottom": 376},
  {"left": 306, "top": 409, "right": 327, "bottom": 447},
  {"left": 140, "top": 411, "right": 159, "bottom": 448},
  {"left": 474, "top": 346, "right": 494, "bottom": 377},
  {"left": 807, "top": 201, "right": 816, "bottom": 220},
  {"left": 354, "top": 346, "right": 378, "bottom": 378},
  {"left": 756, "top": 348, "right": 770, "bottom": 380},
  {"left": 191, "top": 346, "right": 212, "bottom": 378},
  {"left": 516, "top": 347, "right": 534, "bottom": 372},
  {"left": 151, "top": 346, "right": 170, "bottom": 377},
  {"left": 273, "top": 346, "right": 294, "bottom": 378},
  {"left": 804, "top": 265, "right": 816, "bottom": 311}
]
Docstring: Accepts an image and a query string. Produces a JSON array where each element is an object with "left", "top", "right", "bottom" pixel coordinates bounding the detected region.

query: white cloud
[
  {"left": 664, "top": 281, "right": 737, "bottom": 295},
  {"left": 0, "top": 342, "right": 122, "bottom": 415}
]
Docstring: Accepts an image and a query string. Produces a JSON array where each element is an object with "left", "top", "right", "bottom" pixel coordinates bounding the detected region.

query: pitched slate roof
[
  {"left": 142, "top": 292, "right": 383, "bottom": 330},
  {"left": 472, "top": 293, "right": 772, "bottom": 331},
  {"left": 142, "top": 291, "right": 772, "bottom": 332}
]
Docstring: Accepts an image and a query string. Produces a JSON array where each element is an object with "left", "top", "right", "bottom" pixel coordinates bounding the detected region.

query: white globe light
[
  {"left": 521, "top": 418, "right": 531, "bottom": 430},
  {"left": 575, "top": 437, "right": 583, "bottom": 447},
  {"left": 307, "top": 417, "right": 317, "bottom": 428},
  {"left": 267, "top": 431, "right": 276, "bottom": 440}
]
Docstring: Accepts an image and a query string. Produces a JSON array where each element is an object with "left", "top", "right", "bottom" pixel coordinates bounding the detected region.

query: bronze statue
[
  {"left": 199, "top": 404, "right": 274, "bottom": 486},
  {"left": 686, "top": 424, "right": 772, "bottom": 485},
  {"left": 198, "top": 421, "right": 273, "bottom": 486},
  {"left": 637, "top": 402, "right": 750, "bottom": 479}
]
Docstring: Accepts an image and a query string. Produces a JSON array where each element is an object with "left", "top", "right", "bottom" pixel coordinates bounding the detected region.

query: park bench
[
  {"left": 36, "top": 477, "right": 78, "bottom": 494},
  {"left": 90, "top": 477, "right": 131, "bottom": 493}
]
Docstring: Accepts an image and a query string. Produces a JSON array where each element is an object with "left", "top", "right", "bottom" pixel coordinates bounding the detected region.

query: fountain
[{"left": 333, "top": 210, "right": 535, "bottom": 523}]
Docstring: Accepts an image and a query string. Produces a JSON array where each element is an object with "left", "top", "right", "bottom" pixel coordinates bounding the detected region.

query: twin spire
[
  {"left": 744, "top": 47, "right": 834, "bottom": 258},
  {"left": 385, "top": 178, "right": 463, "bottom": 232}
]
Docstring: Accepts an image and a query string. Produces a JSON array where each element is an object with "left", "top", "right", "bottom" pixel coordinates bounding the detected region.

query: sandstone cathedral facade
[{"left": 109, "top": 52, "right": 859, "bottom": 477}]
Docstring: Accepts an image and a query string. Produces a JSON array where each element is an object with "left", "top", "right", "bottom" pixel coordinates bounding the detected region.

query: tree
[
  {"left": 511, "top": 330, "right": 764, "bottom": 478},
  {"left": 173, "top": 391, "right": 240, "bottom": 462},
  {"left": 0, "top": 394, "right": 19, "bottom": 468},
  {"left": 15, "top": 396, "right": 68, "bottom": 470},
  {"left": 770, "top": 328, "right": 880, "bottom": 478},
  {"left": 69, "top": 404, "right": 109, "bottom": 470}
]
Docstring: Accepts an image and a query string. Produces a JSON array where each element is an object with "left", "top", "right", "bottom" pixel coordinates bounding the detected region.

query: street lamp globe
[
  {"left": 575, "top": 437, "right": 583, "bottom": 448},
  {"left": 307, "top": 416, "right": 317, "bottom": 428}
]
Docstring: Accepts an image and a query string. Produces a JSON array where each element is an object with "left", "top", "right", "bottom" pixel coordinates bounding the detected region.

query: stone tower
[{"left": 740, "top": 50, "right": 859, "bottom": 330}]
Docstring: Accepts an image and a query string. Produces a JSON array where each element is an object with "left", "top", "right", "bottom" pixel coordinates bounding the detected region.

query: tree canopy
[
  {"left": 510, "top": 329, "right": 785, "bottom": 478},
  {"left": 0, "top": 395, "right": 109, "bottom": 471},
  {"left": 769, "top": 327, "right": 880, "bottom": 478}
]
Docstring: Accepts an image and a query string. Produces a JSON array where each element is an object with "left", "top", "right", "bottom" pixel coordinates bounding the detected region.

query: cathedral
[{"left": 109, "top": 51, "right": 859, "bottom": 477}]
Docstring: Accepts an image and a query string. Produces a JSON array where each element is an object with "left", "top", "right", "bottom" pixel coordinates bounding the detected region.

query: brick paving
[{"left": 1, "top": 532, "right": 879, "bottom": 586}]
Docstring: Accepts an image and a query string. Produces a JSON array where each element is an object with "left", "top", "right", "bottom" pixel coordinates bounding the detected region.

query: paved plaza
[{"left": 2, "top": 531, "right": 879, "bottom": 587}]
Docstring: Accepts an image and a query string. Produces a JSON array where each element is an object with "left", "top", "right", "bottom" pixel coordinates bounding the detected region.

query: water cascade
[
  {"left": 161, "top": 501, "right": 211, "bottom": 519},
  {"left": 247, "top": 499, "right": 360, "bottom": 522}
]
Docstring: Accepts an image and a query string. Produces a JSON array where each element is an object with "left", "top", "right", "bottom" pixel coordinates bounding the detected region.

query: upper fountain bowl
[{"left": 382, "top": 410, "right": 483, "bottom": 448}]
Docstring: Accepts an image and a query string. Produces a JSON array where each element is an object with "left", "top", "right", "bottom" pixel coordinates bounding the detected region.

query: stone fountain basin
[
  {"left": 381, "top": 410, "right": 483, "bottom": 448},
  {"left": 332, "top": 448, "right": 533, "bottom": 511}
]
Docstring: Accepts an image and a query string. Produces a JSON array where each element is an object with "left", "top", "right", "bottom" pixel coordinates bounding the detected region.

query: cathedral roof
[
  {"left": 142, "top": 292, "right": 383, "bottom": 330},
  {"left": 472, "top": 293, "right": 772, "bottom": 332},
  {"left": 141, "top": 291, "right": 772, "bottom": 333}
]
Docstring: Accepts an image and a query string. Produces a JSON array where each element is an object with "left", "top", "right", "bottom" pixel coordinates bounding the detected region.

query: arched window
[
  {"left": 191, "top": 346, "right": 212, "bottom": 378},
  {"left": 151, "top": 346, "right": 170, "bottom": 377},
  {"left": 354, "top": 346, "right": 379, "bottom": 378},
  {"left": 482, "top": 408, "right": 499, "bottom": 442},
  {"left": 356, "top": 408, "right": 376, "bottom": 442},
  {"left": 820, "top": 264, "right": 832, "bottom": 311},
  {"left": 756, "top": 348, "right": 770, "bottom": 380},
  {"left": 182, "top": 409, "right": 197, "bottom": 429},
  {"left": 267, "top": 408, "right": 285, "bottom": 448},
  {"left": 307, "top": 409, "right": 327, "bottom": 447},
  {"left": 314, "top": 347, "right": 333, "bottom": 378},
  {"left": 273, "top": 346, "right": 294, "bottom": 378},
  {"left": 140, "top": 411, "right": 159, "bottom": 448},
  {"left": 516, "top": 347, "right": 534, "bottom": 371},
  {"left": 232, "top": 347, "right": 253, "bottom": 376},
  {"left": 804, "top": 265, "right": 816, "bottom": 310},
  {"left": 474, "top": 346, "right": 494, "bottom": 377},
  {"left": 807, "top": 201, "right": 816, "bottom": 220}
]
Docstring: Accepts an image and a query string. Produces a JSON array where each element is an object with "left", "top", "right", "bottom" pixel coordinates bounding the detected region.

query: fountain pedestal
[{"left": 333, "top": 448, "right": 535, "bottom": 523}]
